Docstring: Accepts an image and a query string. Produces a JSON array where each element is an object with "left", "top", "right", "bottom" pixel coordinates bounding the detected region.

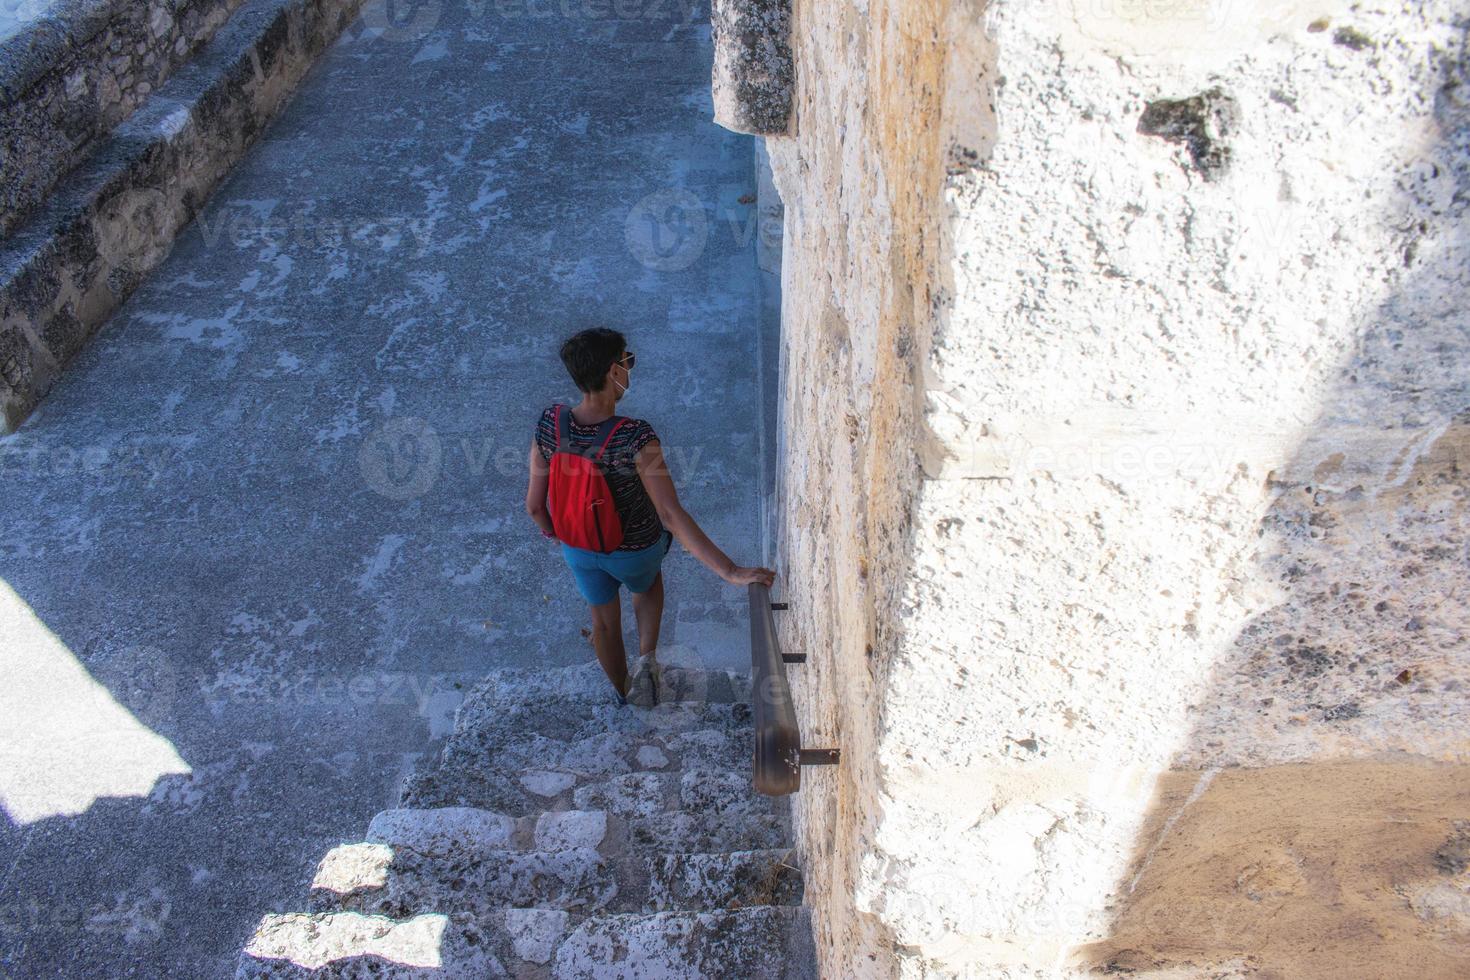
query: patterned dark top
[{"left": 536, "top": 405, "right": 664, "bottom": 552}]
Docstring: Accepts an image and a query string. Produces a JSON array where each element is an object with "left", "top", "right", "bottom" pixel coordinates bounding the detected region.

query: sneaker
[{"left": 626, "top": 654, "right": 659, "bottom": 708}]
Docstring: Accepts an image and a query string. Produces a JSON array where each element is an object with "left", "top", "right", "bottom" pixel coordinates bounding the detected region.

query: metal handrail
[{"left": 749, "top": 583, "right": 839, "bottom": 795}]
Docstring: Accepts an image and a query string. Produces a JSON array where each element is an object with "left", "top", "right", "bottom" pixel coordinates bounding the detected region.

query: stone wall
[
  {"left": 764, "top": 0, "right": 1470, "bottom": 975},
  {"left": 0, "top": 0, "right": 246, "bottom": 238}
]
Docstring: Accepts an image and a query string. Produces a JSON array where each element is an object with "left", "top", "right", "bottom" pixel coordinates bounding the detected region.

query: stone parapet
[
  {"left": 0, "top": 0, "right": 248, "bottom": 238},
  {"left": 0, "top": 0, "right": 364, "bottom": 432}
]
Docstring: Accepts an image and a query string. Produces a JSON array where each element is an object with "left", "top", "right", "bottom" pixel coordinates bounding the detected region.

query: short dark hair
[{"left": 559, "top": 327, "right": 626, "bottom": 392}]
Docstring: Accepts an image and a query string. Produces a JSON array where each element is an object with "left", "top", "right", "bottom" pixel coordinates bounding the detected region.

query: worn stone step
[
  {"left": 552, "top": 906, "right": 816, "bottom": 979},
  {"left": 304, "top": 843, "right": 803, "bottom": 921},
  {"left": 443, "top": 719, "right": 746, "bottom": 781},
  {"left": 402, "top": 762, "right": 788, "bottom": 848},
  {"left": 237, "top": 906, "right": 816, "bottom": 979},
  {"left": 303, "top": 811, "right": 796, "bottom": 918},
  {"left": 621, "top": 769, "right": 792, "bottom": 854},
  {"left": 435, "top": 717, "right": 751, "bottom": 786},
  {"left": 307, "top": 843, "right": 617, "bottom": 918},
  {"left": 406, "top": 707, "right": 756, "bottom": 816},
  {"left": 430, "top": 700, "right": 755, "bottom": 788},
  {"left": 370, "top": 800, "right": 785, "bottom": 862},
  {"left": 347, "top": 789, "right": 784, "bottom": 861},
  {"left": 366, "top": 806, "right": 517, "bottom": 857},
  {"left": 237, "top": 910, "right": 498, "bottom": 977},
  {"left": 645, "top": 849, "right": 803, "bottom": 912},
  {"left": 627, "top": 808, "right": 790, "bottom": 856},
  {"left": 445, "top": 698, "right": 755, "bottom": 760},
  {"left": 460, "top": 662, "right": 750, "bottom": 714}
]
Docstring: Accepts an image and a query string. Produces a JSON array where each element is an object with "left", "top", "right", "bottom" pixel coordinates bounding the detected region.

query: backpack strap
[
  {"left": 592, "top": 417, "right": 628, "bottom": 461},
  {"left": 553, "top": 404, "right": 569, "bottom": 450},
  {"left": 554, "top": 407, "right": 628, "bottom": 460}
]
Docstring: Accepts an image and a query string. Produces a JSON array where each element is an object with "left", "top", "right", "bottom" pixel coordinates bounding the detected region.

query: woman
[{"left": 525, "top": 327, "right": 775, "bottom": 701}]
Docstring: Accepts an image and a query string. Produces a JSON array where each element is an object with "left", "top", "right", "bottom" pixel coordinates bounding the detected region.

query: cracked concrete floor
[{"left": 0, "top": 3, "right": 764, "bottom": 975}]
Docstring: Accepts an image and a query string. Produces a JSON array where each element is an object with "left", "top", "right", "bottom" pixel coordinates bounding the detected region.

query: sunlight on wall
[{"left": 0, "top": 580, "right": 190, "bottom": 825}]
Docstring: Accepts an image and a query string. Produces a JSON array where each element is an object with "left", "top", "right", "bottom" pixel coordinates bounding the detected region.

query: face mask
[{"left": 612, "top": 371, "right": 628, "bottom": 396}]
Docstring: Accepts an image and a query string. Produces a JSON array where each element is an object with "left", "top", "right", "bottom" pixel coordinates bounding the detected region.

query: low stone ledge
[
  {"left": 0, "top": 0, "right": 249, "bottom": 237},
  {"left": 0, "top": 0, "right": 365, "bottom": 433}
]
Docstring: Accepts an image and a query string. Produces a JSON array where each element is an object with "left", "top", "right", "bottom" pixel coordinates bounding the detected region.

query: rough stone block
[
  {"left": 504, "top": 908, "right": 569, "bottom": 966},
  {"left": 366, "top": 807, "right": 515, "bottom": 858},
  {"left": 573, "top": 772, "right": 672, "bottom": 819},
  {"left": 710, "top": 0, "right": 792, "bottom": 136},
  {"left": 646, "top": 848, "right": 802, "bottom": 912},
  {"left": 520, "top": 770, "right": 578, "bottom": 798},
  {"left": 534, "top": 810, "right": 608, "bottom": 851},
  {"left": 336, "top": 847, "right": 617, "bottom": 919},
  {"left": 552, "top": 907, "right": 814, "bottom": 979}
]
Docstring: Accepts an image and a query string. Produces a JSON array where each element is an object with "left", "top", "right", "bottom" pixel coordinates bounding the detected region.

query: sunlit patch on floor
[{"left": 0, "top": 580, "right": 191, "bottom": 824}]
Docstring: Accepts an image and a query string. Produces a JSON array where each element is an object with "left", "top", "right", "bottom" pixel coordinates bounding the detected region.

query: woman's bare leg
[
  {"left": 630, "top": 571, "right": 664, "bottom": 657},
  {"left": 589, "top": 598, "right": 627, "bottom": 696}
]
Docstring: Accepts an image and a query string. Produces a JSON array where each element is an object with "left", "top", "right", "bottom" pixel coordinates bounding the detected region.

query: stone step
[
  {"left": 458, "top": 663, "right": 750, "bottom": 716},
  {"left": 401, "top": 766, "right": 789, "bottom": 851},
  {"left": 433, "top": 717, "right": 751, "bottom": 788},
  {"left": 308, "top": 844, "right": 617, "bottom": 918},
  {"left": 304, "top": 842, "right": 802, "bottom": 919},
  {"left": 306, "top": 798, "right": 792, "bottom": 893},
  {"left": 238, "top": 906, "right": 816, "bottom": 979},
  {"left": 305, "top": 809, "right": 799, "bottom": 918},
  {"left": 405, "top": 712, "right": 756, "bottom": 817},
  {"left": 645, "top": 849, "right": 803, "bottom": 912},
  {"left": 554, "top": 906, "right": 816, "bottom": 979},
  {"left": 0, "top": 0, "right": 366, "bottom": 431},
  {"left": 444, "top": 698, "right": 756, "bottom": 762}
]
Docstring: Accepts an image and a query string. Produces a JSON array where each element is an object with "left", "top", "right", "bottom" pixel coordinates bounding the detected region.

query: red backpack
[{"left": 548, "top": 404, "right": 628, "bottom": 553}]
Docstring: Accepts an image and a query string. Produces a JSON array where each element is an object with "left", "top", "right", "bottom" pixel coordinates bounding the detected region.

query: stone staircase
[{"left": 236, "top": 662, "right": 817, "bottom": 978}]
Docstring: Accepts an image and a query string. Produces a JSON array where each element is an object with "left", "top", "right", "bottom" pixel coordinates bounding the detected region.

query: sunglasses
[{"left": 619, "top": 351, "right": 636, "bottom": 370}]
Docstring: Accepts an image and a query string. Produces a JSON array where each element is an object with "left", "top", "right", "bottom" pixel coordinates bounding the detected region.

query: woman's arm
[
  {"left": 636, "top": 438, "right": 774, "bottom": 586},
  {"left": 525, "top": 439, "right": 555, "bottom": 537}
]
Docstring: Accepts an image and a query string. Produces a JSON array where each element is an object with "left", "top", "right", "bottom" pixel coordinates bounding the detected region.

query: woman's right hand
[{"left": 724, "top": 565, "right": 776, "bottom": 587}]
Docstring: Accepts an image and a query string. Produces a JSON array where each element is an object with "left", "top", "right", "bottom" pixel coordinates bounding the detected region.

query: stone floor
[{"left": 0, "top": 2, "right": 763, "bottom": 974}]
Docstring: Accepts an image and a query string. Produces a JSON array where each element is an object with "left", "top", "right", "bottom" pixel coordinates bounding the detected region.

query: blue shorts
[{"left": 562, "top": 531, "right": 671, "bottom": 606}]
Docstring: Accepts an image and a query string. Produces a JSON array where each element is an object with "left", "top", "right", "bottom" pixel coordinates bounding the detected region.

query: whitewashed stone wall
[{"left": 767, "top": 0, "right": 1470, "bottom": 975}]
